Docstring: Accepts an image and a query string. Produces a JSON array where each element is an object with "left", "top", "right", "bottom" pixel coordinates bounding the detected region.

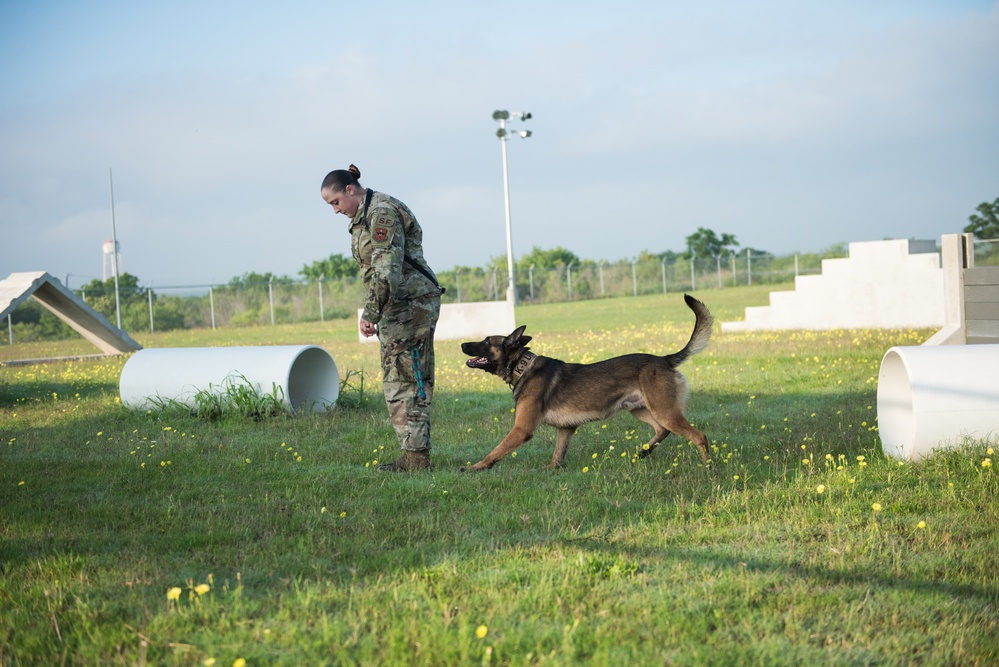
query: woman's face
[{"left": 322, "top": 185, "right": 361, "bottom": 218}]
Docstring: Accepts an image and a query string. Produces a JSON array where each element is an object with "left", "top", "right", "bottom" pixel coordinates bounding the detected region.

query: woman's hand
[{"left": 359, "top": 318, "right": 378, "bottom": 338}]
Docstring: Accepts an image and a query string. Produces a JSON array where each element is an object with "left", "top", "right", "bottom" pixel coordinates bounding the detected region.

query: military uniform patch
[{"left": 373, "top": 226, "right": 389, "bottom": 242}]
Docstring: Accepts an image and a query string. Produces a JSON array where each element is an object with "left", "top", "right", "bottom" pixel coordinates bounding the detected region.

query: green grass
[{"left": 1, "top": 288, "right": 997, "bottom": 666}]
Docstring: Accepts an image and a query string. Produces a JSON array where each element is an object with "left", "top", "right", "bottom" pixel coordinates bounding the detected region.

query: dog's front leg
[
  {"left": 466, "top": 406, "right": 541, "bottom": 471},
  {"left": 549, "top": 427, "right": 577, "bottom": 469}
]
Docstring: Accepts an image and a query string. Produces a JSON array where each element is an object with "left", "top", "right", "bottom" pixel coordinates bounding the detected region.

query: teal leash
[{"left": 411, "top": 348, "right": 427, "bottom": 401}]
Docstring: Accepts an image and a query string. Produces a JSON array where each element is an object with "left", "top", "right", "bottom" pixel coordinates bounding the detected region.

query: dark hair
[{"left": 321, "top": 164, "right": 361, "bottom": 192}]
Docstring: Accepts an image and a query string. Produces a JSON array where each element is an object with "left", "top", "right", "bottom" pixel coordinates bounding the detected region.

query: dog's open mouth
[{"left": 466, "top": 356, "right": 490, "bottom": 369}]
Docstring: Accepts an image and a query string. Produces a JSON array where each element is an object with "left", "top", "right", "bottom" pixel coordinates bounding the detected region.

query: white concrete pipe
[
  {"left": 120, "top": 346, "right": 339, "bottom": 413},
  {"left": 877, "top": 345, "right": 999, "bottom": 460}
]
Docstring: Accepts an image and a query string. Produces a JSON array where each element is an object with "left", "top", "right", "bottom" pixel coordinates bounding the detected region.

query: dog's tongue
[{"left": 466, "top": 357, "right": 487, "bottom": 367}]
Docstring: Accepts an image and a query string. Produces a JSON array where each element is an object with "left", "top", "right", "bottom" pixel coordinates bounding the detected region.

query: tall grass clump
[{"left": 147, "top": 373, "right": 292, "bottom": 422}]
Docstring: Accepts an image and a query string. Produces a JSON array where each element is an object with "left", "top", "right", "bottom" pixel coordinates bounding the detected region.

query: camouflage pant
[{"left": 377, "top": 295, "right": 440, "bottom": 452}]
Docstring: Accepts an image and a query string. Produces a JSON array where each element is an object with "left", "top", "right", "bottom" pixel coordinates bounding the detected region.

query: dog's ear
[{"left": 506, "top": 325, "right": 530, "bottom": 348}]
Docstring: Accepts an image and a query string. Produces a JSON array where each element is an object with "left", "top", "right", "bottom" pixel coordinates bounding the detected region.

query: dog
[{"left": 460, "top": 293, "right": 714, "bottom": 471}]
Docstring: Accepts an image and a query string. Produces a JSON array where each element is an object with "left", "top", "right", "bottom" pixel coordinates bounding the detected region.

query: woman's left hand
[{"left": 359, "top": 318, "right": 378, "bottom": 338}]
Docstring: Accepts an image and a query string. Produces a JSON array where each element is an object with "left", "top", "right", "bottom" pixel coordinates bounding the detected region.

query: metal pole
[
  {"left": 209, "top": 285, "right": 216, "bottom": 329},
  {"left": 499, "top": 120, "right": 516, "bottom": 304},
  {"left": 795, "top": 253, "right": 799, "bottom": 277},
  {"left": 662, "top": 260, "right": 667, "bottom": 294},
  {"left": 599, "top": 262, "right": 605, "bottom": 297},
  {"left": 269, "top": 277, "right": 275, "bottom": 325},
  {"left": 148, "top": 286, "right": 154, "bottom": 333},
  {"left": 455, "top": 270, "right": 462, "bottom": 304},
  {"left": 632, "top": 261, "right": 637, "bottom": 297},
  {"left": 567, "top": 262, "right": 574, "bottom": 301},
  {"left": 690, "top": 254, "right": 696, "bottom": 291},
  {"left": 717, "top": 256, "right": 722, "bottom": 288},
  {"left": 529, "top": 266, "right": 535, "bottom": 301},
  {"left": 731, "top": 255, "right": 736, "bottom": 286},
  {"left": 108, "top": 168, "right": 122, "bottom": 329},
  {"left": 318, "top": 275, "right": 325, "bottom": 322},
  {"left": 747, "top": 248, "right": 752, "bottom": 286},
  {"left": 7, "top": 314, "right": 11, "bottom": 345}
]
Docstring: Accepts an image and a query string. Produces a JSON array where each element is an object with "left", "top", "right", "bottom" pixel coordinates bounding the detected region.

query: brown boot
[{"left": 377, "top": 449, "right": 431, "bottom": 472}]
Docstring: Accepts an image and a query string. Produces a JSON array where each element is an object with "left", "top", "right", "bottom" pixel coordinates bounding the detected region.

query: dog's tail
[{"left": 667, "top": 294, "right": 714, "bottom": 367}]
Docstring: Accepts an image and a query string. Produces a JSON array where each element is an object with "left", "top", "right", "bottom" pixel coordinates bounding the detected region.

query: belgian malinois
[{"left": 461, "top": 294, "right": 714, "bottom": 471}]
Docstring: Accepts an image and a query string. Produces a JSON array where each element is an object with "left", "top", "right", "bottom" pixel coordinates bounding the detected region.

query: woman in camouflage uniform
[{"left": 321, "top": 165, "right": 443, "bottom": 472}]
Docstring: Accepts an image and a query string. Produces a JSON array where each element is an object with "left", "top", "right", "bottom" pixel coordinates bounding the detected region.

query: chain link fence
[
  {"left": 973, "top": 238, "right": 999, "bottom": 266},
  {"left": 5, "top": 251, "right": 841, "bottom": 341},
  {"left": 62, "top": 252, "right": 828, "bottom": 335},
  {"left": 8, "top": 241, "right": 999, "bottom": 343}
]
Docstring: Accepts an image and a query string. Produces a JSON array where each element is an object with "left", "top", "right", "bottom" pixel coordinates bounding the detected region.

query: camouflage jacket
[{"left": 349, "top": 189, "right": 440, "bottom": 324}]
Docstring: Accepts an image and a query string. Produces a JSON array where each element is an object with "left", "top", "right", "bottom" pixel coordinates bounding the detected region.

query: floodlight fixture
[{"left": 492, "top": 109, "right": 534, "bottom": 303}]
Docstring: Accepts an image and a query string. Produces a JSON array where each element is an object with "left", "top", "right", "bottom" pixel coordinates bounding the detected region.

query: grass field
[{"left": 2, "top": 287, "right": 997, "bottom": 666}]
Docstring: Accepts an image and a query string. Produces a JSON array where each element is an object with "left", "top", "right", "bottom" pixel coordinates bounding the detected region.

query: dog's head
[{"left": 461, "top": 325, "right": 532, "bottom": 377}]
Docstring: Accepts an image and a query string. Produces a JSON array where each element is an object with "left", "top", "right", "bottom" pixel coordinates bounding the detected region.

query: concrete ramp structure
[
  {"left": 924, "top": 233, "right": 999, "bottom": 345},
  {"left": 0, "top": 271, "right": 142, "bottom": 355},
  {"left": 722, "top": 239, "right": 945, "bottom": 332}
]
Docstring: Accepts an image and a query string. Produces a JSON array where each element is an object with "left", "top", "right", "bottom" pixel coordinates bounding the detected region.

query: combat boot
[{"left": 377, "top": 449, "right": 432, "bottom": 472}]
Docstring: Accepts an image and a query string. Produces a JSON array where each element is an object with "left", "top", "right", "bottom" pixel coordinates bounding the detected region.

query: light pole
[
  {"left": 493, "top": 109, "right": 532, "bottom": 303},
  {"left": 108, "top": 168, "right": 122, "bottom": 329}
]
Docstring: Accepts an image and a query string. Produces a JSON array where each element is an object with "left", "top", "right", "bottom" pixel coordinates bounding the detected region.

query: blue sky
[{"left": 1, "top": 1, "right": 997, "bottom": 288}]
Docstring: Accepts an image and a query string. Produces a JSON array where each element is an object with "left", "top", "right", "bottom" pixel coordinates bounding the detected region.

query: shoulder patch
[{"left": 367, "top": 208, "right": 397, "bottom": 246}]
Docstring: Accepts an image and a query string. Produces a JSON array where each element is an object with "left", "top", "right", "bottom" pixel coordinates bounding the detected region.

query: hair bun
[{"left": 348, "top": 164, "right": 361, "bottom": 178}]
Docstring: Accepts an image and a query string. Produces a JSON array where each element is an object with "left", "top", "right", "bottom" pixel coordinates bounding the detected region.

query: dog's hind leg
[
  {"left": 549, "top": 427, "right": 577, "bottom": 469},
  {"left": 650, "top": 408, "right": 710, "bottom": 464},
  {"left": 629, "top": 407, "right": 671, "bottom": 459},
  {"left": 641, "top": 370, "right": 711, "bottom": 465}
]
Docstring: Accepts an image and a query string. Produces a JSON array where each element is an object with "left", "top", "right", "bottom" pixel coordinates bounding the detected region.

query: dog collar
[{"left": 508, "top": 351, "right": 537, "bottom": 386}]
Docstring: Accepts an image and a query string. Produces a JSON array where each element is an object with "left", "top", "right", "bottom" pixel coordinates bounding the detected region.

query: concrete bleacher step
[{"left": 721, "top": 239, "right": 944, "bottom": 332}]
